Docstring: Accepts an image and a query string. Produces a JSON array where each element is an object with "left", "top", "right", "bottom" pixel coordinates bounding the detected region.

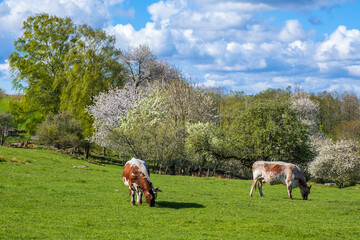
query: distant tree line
[{"left": 4, "top": 14, "right": 360, "bottom": 185}]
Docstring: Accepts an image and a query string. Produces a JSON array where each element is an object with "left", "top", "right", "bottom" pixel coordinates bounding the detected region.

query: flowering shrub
[
  {"left": 86, "top": 87, "right": 139, "bottom": 148},
  {"left": 291, "top": 92, "right": 320, "bottom": 133},
  {"left": 308, "top": 139, "right": 360, "bottom": 187}
]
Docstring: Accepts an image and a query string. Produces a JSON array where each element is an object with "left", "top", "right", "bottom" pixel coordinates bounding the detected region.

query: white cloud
[
  {"left": 0, "top": 0, "right": 126, "bottom": 58},
  {"left": 194, "top": 0, "right": 350, "bottom": 11},
  {"left": 273, "top": 76, "right": 289, "bottom": 83},
  {"left": 0, "top": 0, "right": 358, "bottom": 95},
  {"left": 0, "top": 60, "right": 9, "bottom": 73},
  {"left": 201, "top": 2, "right": 274, "bottom": 12},
  {"left": 105, "top": 22, "right": 175, "bottom": 56},
  {"left": 202, "top": 74, "right": 237, "bottom": 88},
  {"left": 103, "top": 0, "right": 359, "bottom": 95},
  {"left": 0, "top": 60, "right": 13, "bottom": 94},
  {"left": 148, "top": 0, "right": 186, "bottom": 24},
  {"left": 0, "top": 0, "right": 127, "bottom": 41},
  {"left": 316, "top": 25, "right": 360, "bottom": 61},
  {"left": 279, "top": 20, "right": 307, "bottom": 42},
  {"left": 347, "top": 65, "right": 360, "bottom": 77}
]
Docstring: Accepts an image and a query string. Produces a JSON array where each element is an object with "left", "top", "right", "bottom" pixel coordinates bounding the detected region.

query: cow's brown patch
[
  {"left": 264, "top": 163, "right": 283, "bottom": 174},
  {"left": 251, "top": 161, "right": 310, "bottom": 200},
  {"left": 123, "top": 160, "right": 156, "bottom": 207},
  {"left": 270, "top": 164, "right": 283, "bottom": 174}
]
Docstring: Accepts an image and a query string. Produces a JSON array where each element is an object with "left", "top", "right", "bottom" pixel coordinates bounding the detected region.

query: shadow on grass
[{"left": 156, "top": 201, "right": 205, "bottom": 209}]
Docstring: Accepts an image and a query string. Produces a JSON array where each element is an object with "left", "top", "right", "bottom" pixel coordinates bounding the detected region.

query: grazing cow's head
[
  {"left": 145, "top": 188, "right": 162, "bottom": 207},
  {"left": 301, "top": 185, "right": 312, "bottom": 200}
]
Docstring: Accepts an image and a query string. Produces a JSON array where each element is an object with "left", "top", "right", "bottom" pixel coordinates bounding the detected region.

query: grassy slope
[
  {"left": 0, "top": 96, "right": 11, "bottom": 113},
  {"left": 0, "top": 146, "right": 359, "bottom": 239}
]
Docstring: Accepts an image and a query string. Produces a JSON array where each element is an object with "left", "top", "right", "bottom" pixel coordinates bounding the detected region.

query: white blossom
[
  {"left": 291, "top": 92, "right": 320, "bottom": 133},
  {"left": 308, "top": 139, "right": 360, "bottom": 187},
  {"left": 86, "top": 87, "right": 139, "bottom": 148}
]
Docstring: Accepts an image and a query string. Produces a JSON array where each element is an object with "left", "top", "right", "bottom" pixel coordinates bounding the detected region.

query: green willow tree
[
  {"left": 8, "top": 14, "right": 125, "bottom": 135},
  {"left": 60, "top": 24, "right": 125, "bottom": 136}
]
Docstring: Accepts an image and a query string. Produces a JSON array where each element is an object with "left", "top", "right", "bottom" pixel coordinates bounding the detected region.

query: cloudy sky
[{"left": 1, "top": 0, "right": 360, "bottom": 95}]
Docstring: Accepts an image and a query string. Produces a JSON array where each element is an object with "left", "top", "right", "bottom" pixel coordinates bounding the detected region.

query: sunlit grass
[
  {"left": 0, "top": 95, "right": 11, "bottom": 113},
  {"left": 0, "top": 146, "right": 359, "bottom": 239}
]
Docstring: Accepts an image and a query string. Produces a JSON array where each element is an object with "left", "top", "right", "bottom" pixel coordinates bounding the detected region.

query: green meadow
[{"left": 0, "top": 146, "right": 359, "bottom": 239}]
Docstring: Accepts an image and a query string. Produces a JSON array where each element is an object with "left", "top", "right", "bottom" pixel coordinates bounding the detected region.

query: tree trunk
[
  {"left": 170, "top": 164, "right": 176, "bottom": 175},
  {"left": 84, "top": 146, "right": 90, "bottom": 159},
  {"left": 102, "top": 147, "right": 106, "bottom": 156},
  {"left": 212, "top": 168, "right": 216, "bottom": 177},
  {"left": 187, "top": 167, "right": 192, "bottom": 176},
  {"left": 206, "top": 168, "right": 210, "bottom": 177}
]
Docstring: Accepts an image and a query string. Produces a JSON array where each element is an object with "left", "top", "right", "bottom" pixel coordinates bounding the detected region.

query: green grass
[
  {"left": 0, "top": 146, "right": 359, "bottom": 239},
  {"left": 0, "top": 95, "right": 14, "bottom": 113}
]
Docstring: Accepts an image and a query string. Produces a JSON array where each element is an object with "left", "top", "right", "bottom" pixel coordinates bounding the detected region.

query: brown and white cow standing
[
  {"left": 249, "top": 161, "right": 311, "bottom": 200},
  {"left": 123, "top": 158, "right": 161, "bottom": 207}
]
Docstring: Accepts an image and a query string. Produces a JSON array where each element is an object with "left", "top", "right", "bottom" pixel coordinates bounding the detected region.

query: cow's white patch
[
  {"left": 268, "top": 173, "right": 286, "bottom": 185},
  {"left": 127, "top": 158, "right": 152, "bottom": 183},
  {"left": 123, "top": 177, "right": 129, "bottom": 186},
  {"left": 131, "top": 173, "right": 137, "bottom": 176},
  {"left": 133, "top": 182, "right": 139, "bottom": 191}
]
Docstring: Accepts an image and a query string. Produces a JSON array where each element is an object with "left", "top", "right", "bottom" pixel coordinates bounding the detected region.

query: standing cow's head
[
  {"left": 145, "top": 188, "right": 162, "bottom": 207},
  {"left": 300, "top": 185, "right": 312, "bottom": 200}
]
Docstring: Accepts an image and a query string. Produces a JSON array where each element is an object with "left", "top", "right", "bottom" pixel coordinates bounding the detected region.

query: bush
[
  {"left": 0, "top": 113, "right": 16, "bottom": 145},
  {"left": 308, "top": 139, "right": 360, "bottom": 187},
  {"left": 37, "top": 112, "right": 83, "bottom": 150},
  {"left": 185, "top": 122, "right": 218, "bottom": 174}
]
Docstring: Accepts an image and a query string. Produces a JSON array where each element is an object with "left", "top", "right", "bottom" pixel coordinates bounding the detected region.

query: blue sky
[{"left": 1, "top": 0, "right": 360, "bottom": 95}]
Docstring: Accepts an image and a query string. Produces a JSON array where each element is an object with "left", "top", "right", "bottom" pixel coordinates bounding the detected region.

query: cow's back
[
  {"left": 250, "top": 161, "right": 310, "bottom": 199},
  {"left": 123, "top": 158, "right": 152, "bottom": 187},
  {"left": 122, "top": 161, "right": 132, "bottom": 186},
  {"left": 252, "top": 161, "right": 295, "bottom": 184}
]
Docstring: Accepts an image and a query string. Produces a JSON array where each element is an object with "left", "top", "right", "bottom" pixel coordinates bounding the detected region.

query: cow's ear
[
  {"left": 309, "top": 185, "right": 312, "bottom": 190},
  {"left": 155, "top": 188, "right": 163, "bottom": 193}
]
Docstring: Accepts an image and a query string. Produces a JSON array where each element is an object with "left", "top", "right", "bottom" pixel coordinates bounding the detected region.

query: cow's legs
[
  {"left": 258, "top": 180, "right": 264, "bottom": 197},
  {"left": 137, "top": 191, "right": 143, "bottom": 205},
  {"left": 130, "top": 188, "right": 136, "bottom": 206},
  {"left": 250, "top": 179, "right": 257, "bottom": 197},
  {"left": 287, "top": 184, "right": 293, "bottom": 200}
]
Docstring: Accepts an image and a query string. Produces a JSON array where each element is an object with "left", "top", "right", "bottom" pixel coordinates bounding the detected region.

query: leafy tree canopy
[
  {"left": 223, "top": 94, "right": 313, "bottom": 167},
  {"left": 8, "top": 13, "right": 125, "bottom": 135}
]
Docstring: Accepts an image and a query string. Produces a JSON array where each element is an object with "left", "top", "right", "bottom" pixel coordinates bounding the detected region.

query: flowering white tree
[
  {"left": 86, "top": 87, "right": 139, "bottom": 149},
  {"left": 290, "top": 92, "right": 320, "bottom": 133},
  {"left": 308, "top": 139, "right": 360, "bottom": 187},
  {"left": 114, "top": 89, "right": 174, "bottom": 160}
]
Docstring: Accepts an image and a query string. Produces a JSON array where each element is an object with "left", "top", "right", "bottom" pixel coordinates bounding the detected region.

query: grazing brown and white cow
[
  {"left": 123, "top": 158, "right": 161, "bottom": 207},
  {"left": 249, "top": 161, "right": 311, "bottom": 200}
]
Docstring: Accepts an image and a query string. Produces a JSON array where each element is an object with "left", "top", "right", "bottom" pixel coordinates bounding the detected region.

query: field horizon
[{"left": 1, "top": 146, "right": 359, "bottom": 239}]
